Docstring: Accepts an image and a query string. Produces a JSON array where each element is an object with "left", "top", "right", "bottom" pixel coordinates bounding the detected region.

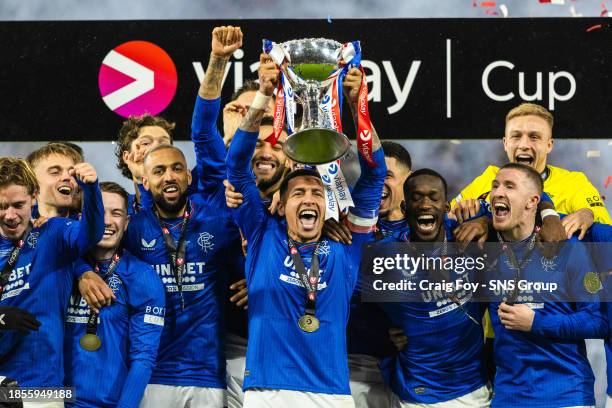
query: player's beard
[
  {"left": 256, "top": 163, "right": 286, "bottom": 192},
  {"left": 153, "top": 191, "right": 188, "bottom": 217}
]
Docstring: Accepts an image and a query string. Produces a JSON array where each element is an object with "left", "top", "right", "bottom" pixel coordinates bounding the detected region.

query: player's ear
[
  {"left": 400, "top": 200, "right": 406, "bottom": 215},
  {"left": 547, "top": 137, "right": 554, "bottom": 153},
  {"left": 142, "top": 177, "right": 150, "bottom": 191},
  {"left": 277, "top": 200, "right": 285, "bottom": 216},
  {"left": 444, "top": 201, "right": 450, "bottom": 213},
  {"left": 527, "top": 194, "right": 540, "bottom": 210},
  {"left": 187, "top": 169, "right": 192, "bottom": 186}
]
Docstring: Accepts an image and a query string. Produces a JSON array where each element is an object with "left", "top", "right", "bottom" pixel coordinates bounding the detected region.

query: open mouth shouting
[
  {"left": 298, "top": 208, "right": 319, "bottom": 232},
  {"left": 416, "top": 213, "right": 437, "bottom": 234},
  {"left": 514, "top": 153, "right": 535, "bottom": 167},
  {"left": 492, "top": 199, "right": 511, "bottom": 225}
]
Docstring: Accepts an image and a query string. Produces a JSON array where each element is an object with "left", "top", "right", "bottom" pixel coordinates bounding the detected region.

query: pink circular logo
[{"left": 98, "top": 40, "right": 177, "bottom": 118}]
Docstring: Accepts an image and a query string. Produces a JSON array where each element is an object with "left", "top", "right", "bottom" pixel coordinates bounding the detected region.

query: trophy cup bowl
[{"left": 279, "top": 38, "right": 351, "bottom": 165}]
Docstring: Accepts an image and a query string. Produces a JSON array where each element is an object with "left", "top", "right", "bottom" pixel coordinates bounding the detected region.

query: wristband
[
  {"left": 251, "top": 91, "right": 272, "bottom": 110},
  {"left": 540, "top": 209, "right": 559, "bottom": 219}
]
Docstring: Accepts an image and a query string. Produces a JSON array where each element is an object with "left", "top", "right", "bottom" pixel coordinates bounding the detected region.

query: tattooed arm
[
  {"left": 192, "top": 26, "right": 243, "bottom": 200},
  {"left": 198, "top": 26, "right": 243, "bottom": 99}
]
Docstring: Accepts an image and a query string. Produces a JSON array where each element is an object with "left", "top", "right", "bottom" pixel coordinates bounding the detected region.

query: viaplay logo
[{"left": 98, "top": 41, "right": 177, "bottom": 118}]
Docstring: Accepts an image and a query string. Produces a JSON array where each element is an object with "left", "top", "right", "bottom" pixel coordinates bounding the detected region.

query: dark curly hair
[{"left": 115, "top": 114, "right": 175, "bottom": 180}]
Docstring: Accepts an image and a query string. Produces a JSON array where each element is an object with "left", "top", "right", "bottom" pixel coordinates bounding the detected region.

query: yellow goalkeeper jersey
[{"left": 451, "top": 164, "right": 611, "bottom": 224}]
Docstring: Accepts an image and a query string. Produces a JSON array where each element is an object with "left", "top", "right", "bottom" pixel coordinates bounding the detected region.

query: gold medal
[
  {"left": 298, "top": 315, "right": 320, "bottom": 332},
  {"left": 80, "top": 333, "right": 102, "bottom": 351},
  {"left": 583, "top": 272, "right": 602, "bottom": 294}
]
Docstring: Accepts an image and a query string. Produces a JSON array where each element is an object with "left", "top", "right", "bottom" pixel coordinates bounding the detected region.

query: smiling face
[
  {"left": 122, "top": 125, "right": 172, "bottom": 180},
  {"left": 490, "top": 168, "right": 540, "bottom": 236},
  {"left": 503, "top": 114, "right": 553, "bottom": 173},
  {"left": 251, "top": 124, "right": 288, "bottom": 193},
  {"left": 143, "top": 147, "right": 192, "bottom": 218},
  {"left": 278, "top": 175, "right": 326, "bottom": 243},
  {"left": 97, "top": 191, "right": 128, "bottom": 253},
  {"left": 0, "top": 184, "right": 35, "bottom": 240},
  {"left": 31, "top": 153, "right": 77, "bottom": 216},
  {"left": 380, "top": 156, "right": 411, "bottom": 221},
  {"left": 404, "top": 175, "right": 448, "bottom": 242}
]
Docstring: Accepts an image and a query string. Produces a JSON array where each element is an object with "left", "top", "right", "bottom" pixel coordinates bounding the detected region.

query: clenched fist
[
  {"left": 211, "top": 26, "right": 243, "bottom": 59},
  {"left": 258, "top": 53, "right": 280, "bottom": 97},
  {"left": 70, "top": 163, "right": 98, "bottom": 184},
  {"left": 342, "top": 67, "right": 363, "bottom": 107}
]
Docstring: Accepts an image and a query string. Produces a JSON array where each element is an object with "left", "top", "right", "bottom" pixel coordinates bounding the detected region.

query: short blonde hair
[
  {"left": 26, "top": 142, "right": 83, "bottom": 169},
  {"left": 505, "top": 103, "right": 554, "bottom": 132},
  {"left": 0, "top": 157, "right": 39, "bottom": 195}
]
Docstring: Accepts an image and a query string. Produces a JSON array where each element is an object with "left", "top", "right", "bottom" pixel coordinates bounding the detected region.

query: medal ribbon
[
  {"left": 288, "top": 238, "right": 321, "bottom": 318},
  {"left": 497, "top": 231, "right": 538, "bottom": 305},
  {"left": 0, "top": 223, "right": 32, "bottom": 295},
  {"left": 155, "top": 202, "right": 192, "bottom": 310},
  {"left": 0, "top": 224, "right": 32, "bottom": 296},
  {"left": 84, "top": 251, "right": 122, "bottom": 336}
]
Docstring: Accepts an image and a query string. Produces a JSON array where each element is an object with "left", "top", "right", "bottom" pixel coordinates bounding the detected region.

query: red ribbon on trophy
[{"left": 356, "top": 65, "right": 377, "bottom": 168}]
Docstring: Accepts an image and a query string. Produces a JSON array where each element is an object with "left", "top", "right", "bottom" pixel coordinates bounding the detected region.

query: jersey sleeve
[
  {"left": 71, "top": 257, "right": 93, "bottom": 280},
  {"left": 191, "top": 96, "right": 227, "bottom": 199},
  {"left": 530, "top": 241, "right": 607, "bottom": 340},
  {"left": 226, "top": 128, "right": 268, "bottom": 244},
  {"left": 116, "top": 262, "right": 165, "bottom": 408},
  {"left": 57, "top": 180, "right": 105, "bottom": 260},
  {"left": 137, "top": 183, "right": 153, "bottom": 212},
  {"left": 346, "top": 147, "right": 386, "bottom": 234},
  {"left": 450, "top": 166, "right": 497, "bottom": 208},
  {"left": 566, "top": 172, "right": 612, "bottom": 225}
]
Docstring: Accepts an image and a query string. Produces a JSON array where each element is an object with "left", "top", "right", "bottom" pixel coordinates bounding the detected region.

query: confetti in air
[
  {"left": 327, "top": 15, "right": 332, "bottom": 23},
  {"left": 586, "top": 24, "right": 603, "bottom": 32},
  {"left": 500, "top": 4, "right": 509, "bottom": 17},
  {"left": 605, "top": 176, "right": 612, "bottom": 189}
]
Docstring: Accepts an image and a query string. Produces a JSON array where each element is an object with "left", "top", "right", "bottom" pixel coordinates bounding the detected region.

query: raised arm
[
  {"left": 192, "top": 26, "right": 243, "bottom": 198},
  {"left": 59, "top": 163, "right": 104, "bottom": 259},
  {"left": 226, "top": 53, "right": 278, "bottom": 242}
]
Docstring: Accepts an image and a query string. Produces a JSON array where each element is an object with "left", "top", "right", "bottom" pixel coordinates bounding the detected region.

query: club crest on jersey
[
  {"left": 197, "top": 232, "right": 215, "bottom": 253},
  {"left": 141, "top": 238, "right": 157, "bottom": 251},
  {"left": 107, "top": 274, "right": 123, "bottom": 294},
  {"left": 27, "top": 232, "right": 39, "bottom": 249},
  {"left": 540, "top": 256, "right": 557, "bottom": 272}
]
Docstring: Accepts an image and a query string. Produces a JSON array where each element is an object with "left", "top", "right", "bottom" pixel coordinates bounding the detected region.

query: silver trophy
[{"left": 276, "top": 38, "right": 351, "bottom": 165}]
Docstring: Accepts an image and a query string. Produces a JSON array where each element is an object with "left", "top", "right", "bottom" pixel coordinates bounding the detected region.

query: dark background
[{"left": 0, "top": 18, "right": 609, "bottom": 141}]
